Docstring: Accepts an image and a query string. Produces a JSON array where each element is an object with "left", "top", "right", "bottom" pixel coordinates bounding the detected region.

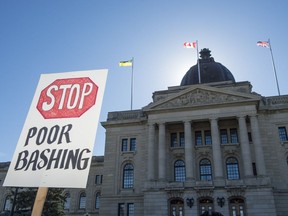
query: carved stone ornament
[
  {"left": 155, "top": 89, "right": 247, "bottom": 109},
  {"left": 227, "top": 188, "right": 245, "bottom": 197},
  {"left": 167, "top": 190, "right": 184, "bottom": 199},
  {"left": 196, "top": 189, "right": 214, "bottom": 198}
]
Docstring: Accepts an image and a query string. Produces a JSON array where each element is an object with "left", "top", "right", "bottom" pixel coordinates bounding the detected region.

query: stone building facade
[{"left": 1, "top": 48, "right": 288, "bottom": 216}]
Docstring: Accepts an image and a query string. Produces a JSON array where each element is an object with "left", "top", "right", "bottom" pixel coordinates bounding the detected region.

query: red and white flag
[
  {"left": 184, "top": 42, "right": 197, "bottom": 48},
  {"left": 257, "top": 41, "right": 269, "bottom": 48}
]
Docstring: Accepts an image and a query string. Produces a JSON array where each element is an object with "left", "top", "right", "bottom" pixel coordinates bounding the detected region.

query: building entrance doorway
[
  {"left": 229, "top": 198, "right": 245, "bottom": 216},
  {"left": 170, "top": 199, "right": 184, "bottom": 216},
  {"left": 199, "top": 198, "right": 213, "bottom": 215}
]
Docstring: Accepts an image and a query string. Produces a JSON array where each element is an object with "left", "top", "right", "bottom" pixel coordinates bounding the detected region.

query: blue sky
[{"left": 1, "top": 1, "right": 287, "bottom": 162}]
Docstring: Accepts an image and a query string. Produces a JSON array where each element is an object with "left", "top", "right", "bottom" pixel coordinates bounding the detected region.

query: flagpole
[
  {"left": 130, "top": 57, "right": 134, "bottom": 110},
  {"left": 268, "top": 38, "right": 280, "bottom": 96},
  {"left": 196, "top": 40, "right": 201, "bottom": 84}
]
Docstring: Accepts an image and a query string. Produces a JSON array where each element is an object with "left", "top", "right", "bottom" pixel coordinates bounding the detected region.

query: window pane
[
  {"left": 122, "top": 139, "right": 128, "bottom": 151},
  {"left": 204, "top": 130, "right": 212, "bottom": 145},
  {"left": 123, "top": 164, "right": 134, "bottom": 188},
  {"left": 226, "top": 157, "right": 240, "bottom": 180},
  {"left": 230, "top": 128, "right": 238, "bottom": 143},
  {"left": 278, "top": 127, "right": 288, "bottom": 142},
  {"left": 200, "top": 159, "right": 212, "bottom": 181},
  {"left": 127, "top": 203, "right": 134, "bottom": 216},
  {"left": 64, "top": 193, "right": 71, "bottom": 210},
  {"left": 130, "top": 138, "right": 136, "bottom": 151},
  {"left": 171, "top": 133, "right": 177, "bottom": 147},
  {"left": 4, "top": 196, "right": 12, "bottom": 211},
  {"left": 95, "top": 193, "right": 100, "bottom": 209},
  {"left": 174, "top": 160, "right": 186, "bottom": 182},
  {"left": 118, "top": 203, "right": 125, "bottom": 216},
  {"left": 220, "top": 129, "right": 228, "bottom": 144},
  {"left": 180, "top": 132, "right": 185, "bottom": 147},
  {"left": 95, "top": 175, "right": 102, "bottom": 184},
  {"left": 79, "top": 192, "right": 86, "bottom": 209},
  {"left": 195, "top": 131, "right": 202, "bottom": 146}
]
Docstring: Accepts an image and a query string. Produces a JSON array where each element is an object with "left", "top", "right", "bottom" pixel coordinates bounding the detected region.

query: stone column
[
  {"left": 250, "top": 115, "right": 266, "bottom": 176},
  {"left": 158, "top": 122, "right": 166, "bottom": 180},
  {"left": 238, "top": 115, "right": 253, "bottom": 177},
  {"left": 184, "top": 120, "right": 194, "bottom": 180},
  {"left": 147, "top": 123, "right": 156, "bottom": 180},
  {"left": 210, "top": 118, "right": 224, "bottom": 178}
]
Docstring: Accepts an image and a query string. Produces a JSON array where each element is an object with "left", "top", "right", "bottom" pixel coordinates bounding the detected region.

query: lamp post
[
  {"left": 217, "top": 197, "right": 225, "bottom": 208},
  {"left": 186, "top": 198, "right": 194, "bottom": 208}
]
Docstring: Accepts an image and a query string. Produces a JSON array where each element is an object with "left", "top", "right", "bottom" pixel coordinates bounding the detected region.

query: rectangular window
[
  {"left": 127, "top": 203, "right": 134, "bottom": 216},
  {"left": 118, "top": 203, "right": 125, "bottom": 216},
  {"left": 220, "top": 129, "right": 228, "bottom": 144},
  {"left": 248, "top": 132, "right": 252, "bottom": 142},
  {"left": 204, "top": 130, "right": 212, "bottom": 145},
  {"left": 171, "top": 133, "right": 177, "bottom": 147},
  {"left": 179, "top": 132, "right": 185, "bottom": 147},
  {"left": 230, "top": 128, "right": 238, "bottom": 144},
  {"left": 195, "top": 131, "right": 202, "bottom": 146},
  {"left": 130, "top": 138, "right": 136, "bottom": 151},
  {"left": 95, "top": 175, "right": 103, "bottom": 184},
  {"left": 122, "top": 139, "right": 128, "bottom": 151},
  {"left": 278, "top": 127, "right": 288, "bottom": 142},
  {"left": 252, "top": 162, "right": 257, "bottom": 176},
  {"left": 170, "top": 132, "right": 185, "bottom": 147}
]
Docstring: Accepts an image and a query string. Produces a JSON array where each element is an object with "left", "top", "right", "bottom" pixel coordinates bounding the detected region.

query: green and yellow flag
[{"left": 119, "top": 59, "right": 133, "bottom": 67}]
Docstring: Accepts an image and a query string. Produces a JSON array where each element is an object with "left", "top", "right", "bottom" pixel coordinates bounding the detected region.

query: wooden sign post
[{"left": 31, "top": 187, "right": 48, "bottom": 216}]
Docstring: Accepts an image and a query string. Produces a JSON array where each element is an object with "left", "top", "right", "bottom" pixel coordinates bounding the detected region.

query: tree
[
  {"left": 9, "top": 187, "right": 66, "bottom": 216},
  {"left": 42, "top": 188, "right": 66, "bottom": 216}
]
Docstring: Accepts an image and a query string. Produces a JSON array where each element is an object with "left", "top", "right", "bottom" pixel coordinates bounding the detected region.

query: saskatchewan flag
[{"left": 119, "top": 59, "right": 133, "bottom": 67}]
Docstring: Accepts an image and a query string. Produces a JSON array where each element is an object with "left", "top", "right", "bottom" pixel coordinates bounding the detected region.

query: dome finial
[{"left": 200, "top": 48, "right": 211, "bottom": 59}]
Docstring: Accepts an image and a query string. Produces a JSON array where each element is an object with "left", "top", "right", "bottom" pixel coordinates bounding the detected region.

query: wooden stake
[{"left": 31, "top": 187, "right": 48, "bottom": 216}]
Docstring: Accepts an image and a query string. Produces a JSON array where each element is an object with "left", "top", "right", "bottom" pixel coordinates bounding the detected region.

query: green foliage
[
  {"left": 14, "top": 188, "right": 35, "bottom": 212},
  {"left": 43, "top": 188, "right": 66, "bottom": 216},
  {"left": 10, "top": 187, "right": 66, "bottom": 216}
]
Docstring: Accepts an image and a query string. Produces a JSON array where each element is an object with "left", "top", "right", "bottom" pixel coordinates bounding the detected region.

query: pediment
[{"left": 144, "top": 86, "right": 260, "bottom": 111}]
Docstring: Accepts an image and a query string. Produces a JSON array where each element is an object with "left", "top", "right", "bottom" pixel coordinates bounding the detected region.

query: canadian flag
[{"left": 184, "top": 42, "right": 197, "bottom": 48}]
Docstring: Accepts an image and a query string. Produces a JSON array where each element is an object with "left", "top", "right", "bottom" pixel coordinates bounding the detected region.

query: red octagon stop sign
[{"left": 36, "top": 77, "right": 98, "bottom": 119}]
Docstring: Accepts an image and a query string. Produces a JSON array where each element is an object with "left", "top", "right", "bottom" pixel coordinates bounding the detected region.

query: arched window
[
  {"left": 174, "top": 160, "right": 186, "bottom": 182},
  {"left": 63, "top": 193, "right": 71, "bottom": 210},
  {"left": 95, "top": 192, "right": 100, "bottom": 209},
  {"left": 226, "top": 157, "right": 240, "bottom": 180},
  {"left": 200, "top": 159, "right": 212, "bottom": 181},
  {"left": 79, "top": 192, "right": 86, "bottom": 209},
  {"left": 123, "top": 163, "right": 134, "bottom": 188},
  {"left": 3, "top": 195, "right": 12, "bottom": 211}
]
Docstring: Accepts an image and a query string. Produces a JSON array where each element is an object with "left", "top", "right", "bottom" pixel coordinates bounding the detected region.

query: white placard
[{"left": 4, "top": 69, "right": 107, "bottom": 188}]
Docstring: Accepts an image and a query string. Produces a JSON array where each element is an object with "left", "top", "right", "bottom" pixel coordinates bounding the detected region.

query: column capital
[
  {"left": 237, "top": 114, "right": 247, "bottom": 119},
  {"left": 249, "top": 114, "right": 259, "bottom": 119},
  {"left": 209, "top": 116, "right": 218, "bottom": 122},
  {"left": 147, "top": 122, "right": 156, "bottom": 127},
  {"left": 157, "top": 121, "right": 166, "bottom": 126},
  {"left": 183, "top": 120, "right": 192, "bottom": 125}
]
